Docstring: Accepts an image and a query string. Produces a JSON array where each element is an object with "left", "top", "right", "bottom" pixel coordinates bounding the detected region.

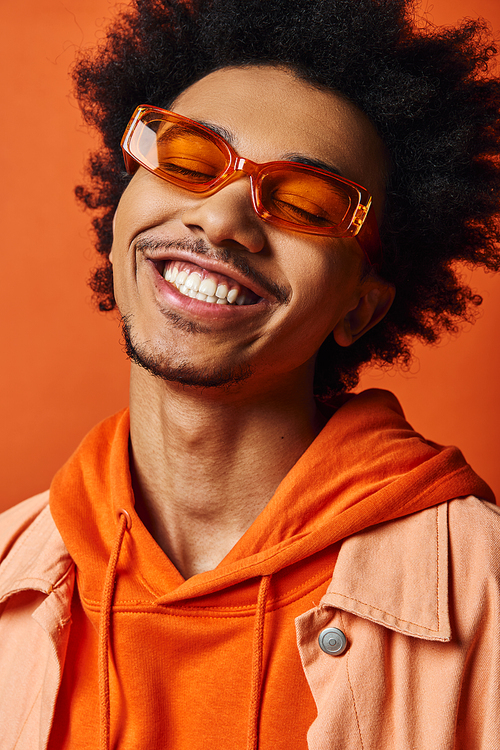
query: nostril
[{"left": 180, "top": 187, "right": 267, "bottom": 254}]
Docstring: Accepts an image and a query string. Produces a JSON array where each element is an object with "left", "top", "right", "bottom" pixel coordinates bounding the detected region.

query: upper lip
[{"left": 139, "top": 243, "right": 287, "bottom": 303}]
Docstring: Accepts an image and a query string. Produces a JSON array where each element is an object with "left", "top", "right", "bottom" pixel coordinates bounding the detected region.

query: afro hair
[{"left": 73, "top": 0, "right": 500, "bottom": 396}]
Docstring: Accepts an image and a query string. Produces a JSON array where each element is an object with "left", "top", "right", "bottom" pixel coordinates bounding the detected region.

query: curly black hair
[{"left": 73, "top": 0, "right": 500, "bottom": 396}]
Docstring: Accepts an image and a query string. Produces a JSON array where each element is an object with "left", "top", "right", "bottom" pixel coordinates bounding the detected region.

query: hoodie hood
[{"left": 50, "top": 388, "right": 494, "bottom": 604}]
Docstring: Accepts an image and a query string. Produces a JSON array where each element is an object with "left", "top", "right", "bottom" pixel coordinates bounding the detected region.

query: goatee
[{"left": 120, "top": 314, "right": 253, "bottom": 389}]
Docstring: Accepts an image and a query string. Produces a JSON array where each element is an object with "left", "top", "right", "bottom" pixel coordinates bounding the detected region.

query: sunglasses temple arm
[{"left": 356, "top": 207, "right": 382, "bottom": 269}]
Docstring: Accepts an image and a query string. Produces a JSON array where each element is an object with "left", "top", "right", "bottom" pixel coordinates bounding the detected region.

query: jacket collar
[
  {"left": 322, "top": 502, "right": 451, "bottom": 641},
  {"left": 0, "top": 497, "right": 72, "bottom": 605}
]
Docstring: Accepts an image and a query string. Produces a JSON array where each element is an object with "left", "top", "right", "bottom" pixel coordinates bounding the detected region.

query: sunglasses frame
[{"left": 121, "top": 105, "right": 382, "bottom": 267}]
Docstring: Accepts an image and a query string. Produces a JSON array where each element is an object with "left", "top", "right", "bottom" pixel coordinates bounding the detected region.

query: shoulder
[
  {"left": 446, "top": 496, "right": 500, "bottom": 592},
  {"left": 0, "top": 490, "right": 73, "bottom": 611},
  {"left": 322, "top": 497, "right": 500, "bottom": 641},
  {"left": 448, "top": 494, "right": 500, "bottom": 536},
  {"left": 0, "top": 491, "right": 51, "bottom": 562},
  {"left": 446, "top": 496, "right": 500, "bottom": 629}
]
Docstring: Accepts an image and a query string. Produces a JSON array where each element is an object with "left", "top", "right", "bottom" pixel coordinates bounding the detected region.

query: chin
[{"left": 121, "top": 314, "right": 253, "bottom": 389}]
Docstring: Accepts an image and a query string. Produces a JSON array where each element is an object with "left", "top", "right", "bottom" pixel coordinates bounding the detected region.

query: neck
[{"left": 129, "top": 363, "right": 326, "bottom": 577}]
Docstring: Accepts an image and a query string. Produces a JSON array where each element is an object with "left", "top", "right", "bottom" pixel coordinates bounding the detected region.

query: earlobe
[{"left": 333, "top": 282, "right": 395, "bottom": 347}]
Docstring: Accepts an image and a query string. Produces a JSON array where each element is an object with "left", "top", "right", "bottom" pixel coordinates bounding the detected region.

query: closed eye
[
  {"left": 271, "top": 193, "right": 332, "bottom": 226},
  {"left": 159, "top": 157, "right": 219, "bottom": 182}
]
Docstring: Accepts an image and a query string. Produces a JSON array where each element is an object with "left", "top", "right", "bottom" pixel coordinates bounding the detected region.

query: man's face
[{"left": 111, "top": 65, "right": 388, "bottom": 393}]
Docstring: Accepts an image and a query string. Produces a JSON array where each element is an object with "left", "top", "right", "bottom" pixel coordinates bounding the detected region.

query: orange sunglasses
[{"left": 121, "top": 105, "right": 382, "bottom": 267}]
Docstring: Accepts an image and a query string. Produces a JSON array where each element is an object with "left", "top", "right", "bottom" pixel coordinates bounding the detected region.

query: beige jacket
[{"left": 1, "top": 491, "right": 499, "bottom": 749}]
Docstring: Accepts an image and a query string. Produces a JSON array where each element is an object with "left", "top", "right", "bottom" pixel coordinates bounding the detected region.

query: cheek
[
  {"left": 114, "top": 176, "right": 157, "bottom": 237},
  {"left": 286, "top": 241, "right": 361, "bottom": 323},
  {"left": 113, "top": 170, "right": 185, "bottom": 242},
  {"left": 262, "top": 258, "right": 352, "bottom": 367}
]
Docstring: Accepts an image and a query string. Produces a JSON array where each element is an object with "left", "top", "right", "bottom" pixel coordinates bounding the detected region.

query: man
[{"left": 1, "top": 0, "right": 500, "bottom": 748}]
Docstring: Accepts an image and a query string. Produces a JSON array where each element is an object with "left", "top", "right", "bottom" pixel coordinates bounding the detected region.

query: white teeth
[
  {"left": 199, "top": 278, "right": 217, "bottom": 297},
  {"left": 176, "top": 271, "right": 188, "bottom": 287},
  {"left": 164, "top": 265, "right": 252, "bottom": 306},
  {"left": 185, "top": 272, "right": 201, "bottom": 292},
  {"left": 227, "top": 288, "right": 239, "bottom": 304}
]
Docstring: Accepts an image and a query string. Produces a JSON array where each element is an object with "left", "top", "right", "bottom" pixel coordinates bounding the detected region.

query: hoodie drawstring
[
  {"left": 99, "top": 514, "right": 269, "bottom": 750},
  {"left": 247, "top": 574, "right": 271, "bottom": 750},
  {"left": 99, "top": 509, "right": 131, "bottom": 750}
]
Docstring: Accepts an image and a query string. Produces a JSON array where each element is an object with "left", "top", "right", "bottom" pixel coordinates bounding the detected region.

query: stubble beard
[{"left": 120, "top": 313, "right": 254, "bottom": 389}]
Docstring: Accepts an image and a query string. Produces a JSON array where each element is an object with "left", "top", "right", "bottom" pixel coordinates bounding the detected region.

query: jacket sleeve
[
  {"left": 449, "top": 497, "right": 500, "bottom": 747},
  {"left": 0, "top": 491, "right": 74, "bottom": 750}
]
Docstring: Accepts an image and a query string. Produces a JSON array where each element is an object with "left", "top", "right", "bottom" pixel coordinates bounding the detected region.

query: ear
[{"left": 333, "top": 280, "right": 395, "bottom": 348}]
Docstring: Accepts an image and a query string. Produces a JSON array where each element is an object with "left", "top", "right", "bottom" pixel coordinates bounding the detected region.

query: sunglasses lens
[
  {"left": 129, "top": 117, "right": 228, "bottom": 187},
  {"left": 260, "top": 169, "right": 352, "bottom": 230},
  {"left": 125, "top": 109, "right": 362, "bottom": 237}
]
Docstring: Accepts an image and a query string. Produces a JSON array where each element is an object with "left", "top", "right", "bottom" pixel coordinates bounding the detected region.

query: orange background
[{"left": 1, "top": 0, "right": 499, "bottom": 512}]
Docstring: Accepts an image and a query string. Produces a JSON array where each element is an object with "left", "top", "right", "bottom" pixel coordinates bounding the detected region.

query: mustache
[{"left": 135, "top": 236, "right": 290, "bottom": 304}]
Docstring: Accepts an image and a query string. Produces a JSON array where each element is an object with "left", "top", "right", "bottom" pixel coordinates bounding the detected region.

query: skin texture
[{"left": 110, "top": 65, "right": 394, "bottom": 577}]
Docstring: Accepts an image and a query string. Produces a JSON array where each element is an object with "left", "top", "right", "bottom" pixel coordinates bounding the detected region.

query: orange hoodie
[{"left": 47, "top": 389, "right": 494, "bottom": 750}]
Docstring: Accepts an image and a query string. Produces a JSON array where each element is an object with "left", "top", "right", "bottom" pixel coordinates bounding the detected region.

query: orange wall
[
  {"left": 358, "top": 0, "right": 500, "bottom": 498},
  {"left": 1, "top": 0, "right": 499, "bottom": 511}
]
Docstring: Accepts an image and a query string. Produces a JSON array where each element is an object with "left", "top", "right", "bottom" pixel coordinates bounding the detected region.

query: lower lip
[{"left": 147, "top": 260, "right": 269, "bottom": 321}]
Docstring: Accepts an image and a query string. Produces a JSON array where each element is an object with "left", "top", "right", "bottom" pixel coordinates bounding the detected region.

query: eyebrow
[
  {"left": 197, "top": 119, "right": 344, "bottom": 178},
  {"left": 283, "top": 154, "right": 343, "bottom": 177},
  {"left": 197, "top": 119, "right": 235, "bottom": 145}
]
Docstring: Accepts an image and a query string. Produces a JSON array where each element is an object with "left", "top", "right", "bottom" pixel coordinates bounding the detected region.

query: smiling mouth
[{"left": 160, "top": 260, "right": 261, "bottom": 306}]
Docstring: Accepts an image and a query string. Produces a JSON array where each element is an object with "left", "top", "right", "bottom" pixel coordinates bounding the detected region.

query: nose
[{"left": 180, "top": 177, "right": 267, "bottom": 253}]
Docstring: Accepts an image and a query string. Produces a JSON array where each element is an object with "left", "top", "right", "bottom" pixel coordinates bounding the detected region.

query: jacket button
[{"left": 318, "top": 627, "right": 347, "bottom": 655}]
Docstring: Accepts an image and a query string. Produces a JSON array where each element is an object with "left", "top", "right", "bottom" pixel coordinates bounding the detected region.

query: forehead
[{"left": 171, "top": 65, "right": 387, "bottom": 209}]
